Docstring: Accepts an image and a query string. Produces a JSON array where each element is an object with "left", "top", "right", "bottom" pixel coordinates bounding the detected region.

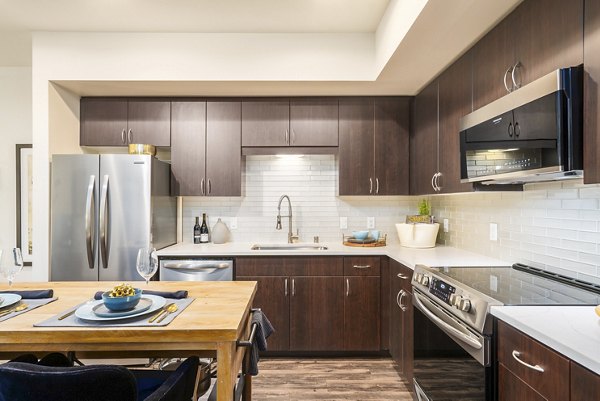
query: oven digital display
[{"left": 429, "top": 278, "right": 456, "bottom": 304}]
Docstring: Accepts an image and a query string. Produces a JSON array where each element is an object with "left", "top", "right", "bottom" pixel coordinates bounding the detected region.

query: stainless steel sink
[{"left": 251, "top": 243, "right": 328, "bottom": 251}]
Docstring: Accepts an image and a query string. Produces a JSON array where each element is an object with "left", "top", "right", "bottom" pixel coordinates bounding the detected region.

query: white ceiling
[{"left": 0, "top": 0, "right": 523, "bottom": 95}]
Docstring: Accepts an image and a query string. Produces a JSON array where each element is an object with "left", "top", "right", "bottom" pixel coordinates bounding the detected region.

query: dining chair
[{"left": 0, "top": 356, "right": 199, "bottom": 401}]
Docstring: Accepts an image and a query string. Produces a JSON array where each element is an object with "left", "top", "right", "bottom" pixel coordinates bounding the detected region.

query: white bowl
[{"left": 395, "top": 223, "right": 440, "bottom": 248}]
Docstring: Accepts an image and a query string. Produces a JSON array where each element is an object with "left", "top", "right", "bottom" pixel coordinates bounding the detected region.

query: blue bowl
[
  {"left": 102, "top": 288, "right": 142, "bottom": 311},
  {"left": 352, "top": 230, "right": 369, "bottom": 240}
]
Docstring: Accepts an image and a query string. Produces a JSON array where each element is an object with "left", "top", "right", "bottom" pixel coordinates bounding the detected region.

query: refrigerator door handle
[
  {"left": 85, "top": 175, "right": 96, "bottom": 270},
  {"left": 99, "top": 175, "right": 109, "bottom": 269}
]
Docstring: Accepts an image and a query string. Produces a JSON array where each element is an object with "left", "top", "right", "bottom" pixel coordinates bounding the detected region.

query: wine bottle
[
  {"left": 193, "top": 217, "right": 201, "bottom": 244},
  {"left": 200, "top": 213, "right": 209, "bottom": 243}
]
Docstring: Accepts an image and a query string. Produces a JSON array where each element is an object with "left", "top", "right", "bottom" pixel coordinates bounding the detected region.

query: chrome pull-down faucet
[{"left": 276, "top": 194, "right": 299, "bottom": 243}]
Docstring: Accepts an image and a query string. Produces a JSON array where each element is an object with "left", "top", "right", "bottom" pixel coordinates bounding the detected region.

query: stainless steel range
[{"left": 411, "top": 263, "right": 600, "bottom": 401}]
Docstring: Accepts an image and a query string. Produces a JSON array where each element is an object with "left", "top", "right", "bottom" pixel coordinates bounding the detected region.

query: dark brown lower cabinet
[
  {"left": 390, "top": 260, "right": 414, "bottom": 384},
  {"left": 236, "top": 276, "right": 289, "bottom": 352},
  {"left": 571, "top": 362, "right": 600, "bottom": 400},
  {"left": 498, "top": 363, "right": 547, "bottom": 401},
  {"left": 344, "top": 276, "right": 380, "bottom": 351},
  {"left": 289, "top": 276, "right": 345, "bottom": 351}
]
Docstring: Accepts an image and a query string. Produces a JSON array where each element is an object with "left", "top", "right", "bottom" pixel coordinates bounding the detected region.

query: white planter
[{"left": 395, "top": 223, "right": 440, "bottom": 248}]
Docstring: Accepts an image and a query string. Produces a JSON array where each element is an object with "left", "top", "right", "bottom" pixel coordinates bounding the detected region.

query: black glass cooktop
[{"left": 430, "top": 264, "right": 600, "bottom": 305}]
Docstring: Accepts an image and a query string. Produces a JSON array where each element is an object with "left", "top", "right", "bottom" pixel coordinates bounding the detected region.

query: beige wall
[{"left": 0, "top": 67, "right": 33, "bottom": 281}]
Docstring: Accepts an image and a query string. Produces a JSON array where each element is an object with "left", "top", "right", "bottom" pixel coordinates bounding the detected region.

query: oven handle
[{"left": 413, "top": 291, "right": 483, "bottom": 350}]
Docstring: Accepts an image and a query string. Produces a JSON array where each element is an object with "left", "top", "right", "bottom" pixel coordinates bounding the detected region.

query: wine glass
[
  {"left": 1, "top": 248, "right": 24, "bottom": 287},
  {"left": 136, "top": 247, "right": 158, "bottom": 285}
]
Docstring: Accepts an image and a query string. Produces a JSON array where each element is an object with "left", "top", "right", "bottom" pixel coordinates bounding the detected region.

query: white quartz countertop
[
  {"left": 491, "top": 306, "right": 600, "bottom": 375},
  {"left": 157, "top": 242, "right": 509, "bottom": 269}
]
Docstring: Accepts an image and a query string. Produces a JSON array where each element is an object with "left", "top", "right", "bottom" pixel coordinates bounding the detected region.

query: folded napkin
[
  {"left": 0, "top": 289, "right": 54, "bottom": 299},
  {"left": 93, "top": 289, "right": 188, "bottom": 300}
]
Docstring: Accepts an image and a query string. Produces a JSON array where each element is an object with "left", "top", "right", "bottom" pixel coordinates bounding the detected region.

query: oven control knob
[
  {"left": 415, "top": 273, "right": 423, "bottom": 284},
  {"left": 420, "top": 275, "right": 430, "bottom": 286},
  {"left": 449, "top": 293, "right": 461, "bottom": 307},
  {"left": 459, "top": 298, "right": 472, "bottom": 313}
]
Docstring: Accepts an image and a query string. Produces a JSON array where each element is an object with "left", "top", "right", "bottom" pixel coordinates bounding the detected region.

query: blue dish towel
[
  {"left": 248, "top": 309, "right": 275, "bottom": 376},
  {"left": 93, "top": 290, "right": 188, "bottom": 300},
  {"left": 0, "top": 289, "right": 53, "bottom": 299}
]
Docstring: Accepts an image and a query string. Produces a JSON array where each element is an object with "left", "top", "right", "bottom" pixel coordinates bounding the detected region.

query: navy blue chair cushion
[
  {"left": 0, "top": 362, "right": 137, "bottom": 401},
  {"left": 134, "top": 356, "right": 200, "bottom": 401}
]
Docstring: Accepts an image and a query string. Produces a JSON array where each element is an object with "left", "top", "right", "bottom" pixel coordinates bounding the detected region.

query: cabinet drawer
[
  {"left": 497, "top": 320, "right": 569, "bottom": 401},
  {"left": 236, "top": 256, "right": 343, "bottom": 276},
  {"left": 343, "top": 256, "right": 380, "bottom": 276}
]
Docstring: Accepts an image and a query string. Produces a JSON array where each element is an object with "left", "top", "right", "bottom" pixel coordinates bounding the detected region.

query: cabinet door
[
  {"left": 170, "top": 101, "right": 206, "bottom": 196},
  {"left": 410, "top": 81, "right": 438, "bottom": 195},
  {"left": 289, "top": 276, "right": 344, "bottom": 351},
  {"left": 237, "top": 276, "right": 290, "bottom": 352},
  {"left": 584, "top": 0, "right": 600, "bottom": 184},
  {"left": 390, "top": 266, "right": 403, "bottom": 367},
  {"left": 344, "top": 276, "right": 380, "bottom": 351},
  {"left": 290, "top": 98, "right": 338, "bottom": 146},
  {"left": 206, "top": 101, "right": 242, "bottom": 196},
  {"left": 472, "top": 16, "right": 515, "bottom": 110},
  {"left": 390, "top": 260, "right": 414, "bottom": 378},
  {"left": 374, "top": 98, "right": 410, "bottom": 195},
  {"left": 80, "top": 98, "right": 128, "bottom": 146},
  {"left": 241, "top": 99, "right": 289, "bottom": 147},
  {"left": 339, "top": 98, "right": 375, "bottom": 195},
  {"left": 127, "top": 100, "right": 171, "bottom": 146},
  {"left": 498, "top": 363, "right": 547, "bottom": 401},
  {"left": 401, "top": 290, "right": 413, "bottom": 385},
  {"left": 438, "top": 51, "right": 474, "bottom": 194},
  {"left": 571, "top": 362, "right": 600, "bottom": 401},
  {"left": 513, "top": 0, "right": 583, "bottom": 87}
]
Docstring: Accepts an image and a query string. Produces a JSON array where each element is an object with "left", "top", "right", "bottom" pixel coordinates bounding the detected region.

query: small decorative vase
[{"left": 211, "top": 218, "right": 230, "bottom": 244}]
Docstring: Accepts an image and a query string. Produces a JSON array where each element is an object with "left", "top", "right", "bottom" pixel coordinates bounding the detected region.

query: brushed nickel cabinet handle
[
  {"left": 291, "top": 278, "right": 295, "bottom": 296},
  {"left": 285, "top": 129, "right": 289, "bottom": 145},
  {"left": 121, "top": 129, "right": 126, "bottom": 144},
  {"left": 346, "top": 278, "right": 350, "bottom": 296},
  {"left": 200, "top": 178, "right": 205, "bottom": 196},
  {"left": 369, "top": 178, "right": 373, "bottom": 194},
  {"left": 511, "top": 61, "right": 522, "bottom": 90},
  {"left": 431, "top": 173, "right": 437, "bottom": 191},
  {"left": 353, "top": 265, "right": 371, "bottom": 269},
  {"left": 512, "top": 351, "right": 544, "bottom": 373},
  {"left": 504, "top": 65, "right": 514, "bottom": 93},
  {"left": 208, "top": 179, "right": 211, "bottom": 195},
  {"left": 284, "top": 278, "right": 288, "bottom": 296},
  {"left": 397, "top": 273, "right": 409, "bottom": 280},
  {"left": 375, "top": 178, "right": 379, "bottom": 194},
  {"left": 127, "top": 129, "right": 132, "bottom": 143}
]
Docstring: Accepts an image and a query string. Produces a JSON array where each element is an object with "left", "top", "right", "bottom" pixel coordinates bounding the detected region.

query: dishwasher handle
[{"left": 162, "top": 261, "right": 232, "bottom": 273}]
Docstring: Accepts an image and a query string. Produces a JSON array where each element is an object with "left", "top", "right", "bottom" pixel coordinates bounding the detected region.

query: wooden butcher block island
[{"left": 0, "top": 281, "right": 257, "bottom": 401}]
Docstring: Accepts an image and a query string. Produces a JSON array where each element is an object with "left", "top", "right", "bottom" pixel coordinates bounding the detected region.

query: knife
[{"left": 149, "top": 303, "right": 174, "bottom": 323}]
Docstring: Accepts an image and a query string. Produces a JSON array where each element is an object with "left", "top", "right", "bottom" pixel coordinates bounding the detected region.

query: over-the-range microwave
[{"left": 459, "top": 65, "right": 583, "bottom": 185}]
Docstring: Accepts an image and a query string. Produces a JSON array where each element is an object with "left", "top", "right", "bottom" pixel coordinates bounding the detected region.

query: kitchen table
[{"left": 0, "top": 281, "right": 257, "bottom": 401}]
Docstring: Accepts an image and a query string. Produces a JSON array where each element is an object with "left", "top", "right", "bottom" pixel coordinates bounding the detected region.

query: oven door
[{"left": 412, "top": 289, "right": 494, "bottom": 401}]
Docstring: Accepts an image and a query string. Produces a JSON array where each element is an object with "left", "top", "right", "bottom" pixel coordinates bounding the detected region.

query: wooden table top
[{"left": 0, "top": 281, "right": 257, "bottom": 349}]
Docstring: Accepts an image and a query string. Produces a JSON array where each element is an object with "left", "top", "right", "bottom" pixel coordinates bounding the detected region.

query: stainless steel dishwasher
[{"left": 159, "top": 258, "right": 233, "bottom": 281}]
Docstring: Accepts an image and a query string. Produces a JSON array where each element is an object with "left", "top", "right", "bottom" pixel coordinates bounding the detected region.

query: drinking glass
[
  {"left": 136, "top": 247, "right": 158, "bottom": 285},
  {"left": 0, "top": 248, "right": 24, "bottom": 286}
]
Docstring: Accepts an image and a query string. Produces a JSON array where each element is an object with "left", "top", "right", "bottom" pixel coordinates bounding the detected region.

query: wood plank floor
[{"left": 252, "top": 358, "right": 414, "bottom": 401}]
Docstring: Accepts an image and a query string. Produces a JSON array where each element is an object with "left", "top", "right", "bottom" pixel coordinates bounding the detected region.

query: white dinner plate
[
  {"left": 0, "top": 294, "right": 22, "bottom": 310},
  {"left": 92, "top": 297, "right": 153, "bottom": 318},
  {"left": 75, "top": 295, "right": 166, "bottom": 322}
]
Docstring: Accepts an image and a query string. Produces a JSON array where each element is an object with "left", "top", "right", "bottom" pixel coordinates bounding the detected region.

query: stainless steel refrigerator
[{"left": 50, "top": 154, "right": 176, "bottom": 281}]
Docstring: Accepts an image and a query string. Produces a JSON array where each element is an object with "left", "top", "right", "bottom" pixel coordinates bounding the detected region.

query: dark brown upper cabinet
[
  {"left": 80, "top": 98, "right": 170, "bottom": 147},
  {"left": 241, "top": 99, "right": 290, "bottom": 147},
  {"left": 171, "top": 100, "right": 242, "bottom": 196},
  {"left": 584, "top": 0, "right": 600, "bottom": 184},
  {"left": 438, "top": 51, "right": 474, "bottom": 194},
  {"left": 289, "top": 98, "right": 339, "bottom": 146},
  {"left": 339, "top": 97, "right": 409, "bottom": 196},
  {"left": 472, "top": 0, "right": 583, "bottom": 110},
  {"left": 241, "top": 98, "right": 339, "bottom": 148},
  {"left": 410, "top": 81, "right": 439, "bottom": 195}
]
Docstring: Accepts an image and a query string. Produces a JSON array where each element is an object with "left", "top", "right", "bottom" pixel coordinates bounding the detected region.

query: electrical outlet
[
  {"left": 489, "top": 223, "right": 498, "bottom": 241},
  {"left": 230, "top": 217, "right": 238, "bottom": 230},
  {"left": 367, "top": 217, "right": 375, "bottom": 229},
  {"left": 443, "top": 218, "right": 449, "bottom": 233},
  {"left": 339, "top": 217, "right": 348, "bottom": 229}
]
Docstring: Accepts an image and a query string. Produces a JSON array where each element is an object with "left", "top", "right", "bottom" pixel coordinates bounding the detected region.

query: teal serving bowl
[
  {"left": 102, "top": 288, "right": 142, "bottom": 311},
  {"left": 352, "top": 230, "right": 369, "bottom": 240}
]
